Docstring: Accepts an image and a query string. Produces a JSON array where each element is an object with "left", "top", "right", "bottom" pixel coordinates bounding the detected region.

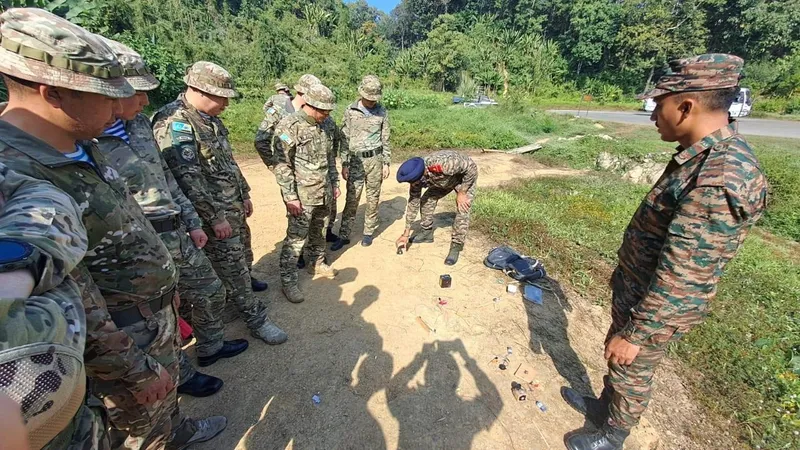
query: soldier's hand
[
  {"left": 395, "top": 234, "right": 409, "bottom": 250},
  {"left": 382, "top": 165, "right": 390, "bottom": 179},
  {"left": 243, "top": 199, "right": 254, "bottom": 217},
  {"left": 286, "top": 200, "right": 304, "bottom": 217},
  {"left": 134, "top": 368, "right": 174, "bottom": 405},
  {"left": 333, "top": 187, "right": 341, "bottom": 200},
  {"left": 342, "top": 167, "right": 349, "bottom": 181},
  {"left": 189, "top": 229, "right": 208, "bottom": 249},
  {"left": 604, "top": 335, "right": 641, "bottom": 366},
  {"left": 0, "top": 393, "right": 29, "bottom": 450},
  {"left": 456, "top": 192, "right": 472, "bottom": 213},
  {"left": 212, "top": 220, "right": 233, "bottom": 240}
]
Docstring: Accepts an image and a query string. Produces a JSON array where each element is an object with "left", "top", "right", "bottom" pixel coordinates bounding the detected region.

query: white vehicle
[{"left": 641, "top": 87, "right": 752, "bottom": 117}]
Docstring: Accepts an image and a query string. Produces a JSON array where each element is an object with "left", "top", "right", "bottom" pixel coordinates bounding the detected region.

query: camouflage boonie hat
[
  {"left": 304, "top": 83, "right": 336, "bottom": 111},
  {"left": 99, "top": 36, "right": 159, "bottom": 91},
  {"left": 0, "top": 8, "right": 132, "bottom": 98},
  {"left": 358, "top": 75, "right": 382, "bottom": 101},
  {"left": 294, "top": 73, "right": 320, "bottom": 94},
  {"left": 184, "top": 61, "right": 237, "bottom": 98},
  {"left": 638, "top": 53, "right": 744, "bottom": 100},
  {"left": 275, "top": 81, "right": 289, "bottom": 92}
]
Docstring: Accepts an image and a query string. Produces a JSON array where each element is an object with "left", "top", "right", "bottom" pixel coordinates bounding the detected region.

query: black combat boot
[
  {"left": 198, "top": 339, "right": 250, "bottom": 367},
  {"left": 177, "top": 372, "right": 224, "bottom": 398},
  {"left": 444, "top": 242, "right": 463, "bottom": 265},
  {"left": 251, "top": 277, "right": 268, "bottom": 292},
  {"left": 326, "top": 227, "right": 339, "bottom": 242},
  {"left": 561, "top": 386, "right": 613, "bottom": 427},
  {"left": 565, "top": 423, "right": 629, "bottom": 450},
  {"left": 410, "top": 228, "right": 434, "bottom": 244},
  {"left": 331, "top": 237, "right": 350, "bottom": 251}
]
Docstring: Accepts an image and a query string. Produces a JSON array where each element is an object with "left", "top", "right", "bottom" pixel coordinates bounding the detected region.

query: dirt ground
[{"left": 181, "top": 152, "right": 736, "bottom": 450}]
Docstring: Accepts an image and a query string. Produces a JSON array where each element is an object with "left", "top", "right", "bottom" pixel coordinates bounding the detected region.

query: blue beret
[{"left": 396, "top": 157, "right": 425, "bottom": 183}]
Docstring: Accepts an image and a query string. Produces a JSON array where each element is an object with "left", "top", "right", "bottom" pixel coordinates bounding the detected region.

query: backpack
[{"left": 484, "top": 246, "right": 546, "bottom": 283}]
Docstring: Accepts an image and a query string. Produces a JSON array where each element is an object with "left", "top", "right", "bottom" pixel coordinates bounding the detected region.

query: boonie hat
[
  {"left": 304, "top": 83, "right": 336, "bottom": 111},
  {"left": 99, "top": 36, "right": 159, "bottom": 91},
  {"left": 294, "top": 74, "right": 320, "bottom": 95},
  {"left": 0, "top": 8, "right": 132, "bottom": 98},
  {"left": 184, "top": 61, "right": 237, "bottom": 98},
  {"left": 638, "top": 53, "right": 744, "bottom": 100},
  {"left": 275, "top": 82, "right": 289, "bottom": 92},
  {"left": 358, "top": 75, "right": 382, "bottom": 102}
]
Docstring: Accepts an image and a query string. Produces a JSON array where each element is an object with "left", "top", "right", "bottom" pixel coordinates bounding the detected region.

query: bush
[{"left": 382, "top": 89, "right": 448, "bottom": 109}]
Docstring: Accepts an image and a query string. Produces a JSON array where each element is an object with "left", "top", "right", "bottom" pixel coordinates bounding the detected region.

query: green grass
[{"left": 472, "top": 175, "right": 800, "bottom": 449}]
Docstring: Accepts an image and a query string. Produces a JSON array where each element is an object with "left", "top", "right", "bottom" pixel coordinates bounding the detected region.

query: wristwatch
[{"left": 0, "top": 238, "right": 44, "bottom": 283}]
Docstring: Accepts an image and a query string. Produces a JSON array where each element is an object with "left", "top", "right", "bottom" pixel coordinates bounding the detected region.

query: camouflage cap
[
  {"left": 358, "top": 74, "right": 382, "bottom": 101},
  {"left": 0, "top": 8, "right": 133, "bottom": 98},
  {"left": 99, "top": 36, "right": 159, "bottom": 92},
  {"left": 275, "top": 81, "right": 289, "bottom": 92},
  {"left": 304, "top": 83, "right": 336, "bottom": 111},
  {"left": 294, "top": 73, "right": 320, "bottom": 95},
  {"left": 184, "top": 61, "right": 237, "bottom": 98},
  {"left": 638, "top": 53, "right": 744, "bottom": 100}
]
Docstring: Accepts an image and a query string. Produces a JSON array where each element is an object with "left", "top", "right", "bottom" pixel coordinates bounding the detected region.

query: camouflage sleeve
[
  {"left": 160, "top": 152, "right": 202, "bottom": 231},
  {"left": 404, "top": 181, "right": 423, "bottom": 230},
  {"left": 340, "top": 109, "right": 351, "bottom": 165},
  {"left": 272, "top": 120, "right": 300, "bottom": 203},
  {"left": 231, "top": 155, "right": 251, "bottom": 201},
  {"left": 329, "top": 123, "right": 340, "bottom": 189},
  {"left": 75, "top": 265, "right": 165, "bottom": 392},
  {"left": 454, "top": 156, "right": 478, "bottom": 193},
  {"left": 153, "top": 117, "right": 226, "bottom": 226},
  {"left": 254, "top": 116, "right": 275, "bottom": 169},
  {"left": 621, "top": 186, "right": 751, "bottom": 344},
  {"left": 382, "top": 109, "right": 391, "bottom": 166},
  {"left": 0, "top": 164, "right": 87, "bottom": 294}
]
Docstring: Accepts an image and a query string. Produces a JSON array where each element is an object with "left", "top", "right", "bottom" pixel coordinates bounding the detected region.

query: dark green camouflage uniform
[
  {"left": 0, "top": 162, "right": 109, "bottom": 450},
  {"left": 404, "top": 150, "right": 478, "bottom": 245},
  {"left": 96, "top": 113, "right": 227, "bottom": 382},
  {"left": 606, "top": 54, "right": 769, "bottom": 431},
  {"left": 254, "top": 92, "right": 294, "bottom": 169}
]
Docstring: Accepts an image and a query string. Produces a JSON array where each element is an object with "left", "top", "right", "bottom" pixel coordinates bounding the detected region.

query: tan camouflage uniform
[
  {"left": 0, "top": 9, "right": 200, "bottom": 450},
  {"left": 338, "top": 75, "right": 390, "bottom": 240},
  {"left": 601, "top": 54, "right": 770, "bottom": 432},
  {"left": 254, "top": 87, "right": 294, "bottom": 169},
  {"left": 404, "top": 150, "right": 478, "bottom": 245},
  {"left": 96, "top": 114, "right": 226, "bottom": 374},
  {"left": 0, "top": 162, "right": 109, "bottom": 450},
  {"left": 153, "top": 62, "right": 285, "bottom": 343},
  {"left": 272, "top": 84, "right": 339, "bottom": 289}
]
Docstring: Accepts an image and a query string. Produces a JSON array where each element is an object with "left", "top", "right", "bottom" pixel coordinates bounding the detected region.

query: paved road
[{"left": 549, "top": 110, "right": 800, "bottom": 139}]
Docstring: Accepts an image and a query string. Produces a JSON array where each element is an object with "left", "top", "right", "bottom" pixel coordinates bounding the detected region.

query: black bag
[{"left": 484, "top": 246, "right": 546, "bottom": 283}]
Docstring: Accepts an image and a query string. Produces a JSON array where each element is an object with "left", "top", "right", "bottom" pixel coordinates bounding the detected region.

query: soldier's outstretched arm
[
  {"left": 160, "top": 152, "right": 202, "bottom": 231},
  {"left": 153, "top": 116, "right": 226, "bottom": 226},
  {"left": 622, "top": 186, "right": 751, "bottom": 345},
  {"left": 272, "top": 121, "right": 300, "bottom": 203}
]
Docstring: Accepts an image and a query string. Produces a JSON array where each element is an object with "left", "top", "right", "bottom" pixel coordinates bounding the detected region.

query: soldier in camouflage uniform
[
  {"left": 95, "top": 39, "right": 249, "bottom": 398},
  {"left": 153, "top": 61, "right": 287, "bottom": 344},
  {"left": 395, "top": 150, "right": 478, "bottom": 265},
  {"left": 272, "top": 83, "right": 341, "bottom": 304},
  {"left": 561, "top": 54, "right": 768, "bottom": 450},
  {"left": 0, "top": 162, "right": 109, "bottom": 450},
  {"left": 0, "top": 9, "right": 226, "bottom": 449},
  {"left": 331, "top": 75, "right": 391, "bottom": 250}
]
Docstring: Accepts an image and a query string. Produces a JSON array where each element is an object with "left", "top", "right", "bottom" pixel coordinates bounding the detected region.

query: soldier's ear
[{"left": 41, "top": 85, "right": 65, "bottom": 109}]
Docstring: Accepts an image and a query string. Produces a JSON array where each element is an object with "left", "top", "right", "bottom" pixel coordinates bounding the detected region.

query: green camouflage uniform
[
  {"left": 605, "top": 54, "right": 769, "bottom": 431},
  {"left": 404, "top": 150, "right": 478, "bottom": 245},
  {"left": 153, "top": 88, "right": 268, "bottom": 333},
  {"left": 0, "top": 162, "right": 109, "bottom": 450},
  {"left": 0, "top": 10, "right": 195, "bottom": 449},
  {"left": 254, "top": 91, "right": 294, "bottom": 169},
  {"left": 96, "top": 114, "right": 227, "bottom": 379},
  {"left": 272, "top": 86, "right": 339, "bottom": 288},
  {"left": 339, "top": 76, "right": 391, "bottom": 239}
]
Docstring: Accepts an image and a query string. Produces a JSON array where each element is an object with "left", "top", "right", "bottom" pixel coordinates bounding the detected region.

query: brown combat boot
[{"left": 307, "top": 260, "right": 338, "bottom": 278}]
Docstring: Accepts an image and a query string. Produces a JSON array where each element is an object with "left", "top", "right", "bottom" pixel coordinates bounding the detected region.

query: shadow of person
[
  {"left": 228, "top": 267, "right": 393, "bottom": 449},
  {"left": 525, "top": 278, "right": 594, "bottom": 396},
  {"left": 387, "top": 339, "right": 501, "bottom": 450}
]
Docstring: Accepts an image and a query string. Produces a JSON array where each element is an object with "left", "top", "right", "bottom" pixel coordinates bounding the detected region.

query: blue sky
[{"left": 354, "top": 0, "right": 400, "bottom": 13}]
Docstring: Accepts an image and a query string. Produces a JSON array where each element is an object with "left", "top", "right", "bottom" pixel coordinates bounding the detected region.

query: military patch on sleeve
[
  {"left": 427, "top": 164, "right": 443, "bottom": 173},
  {"left": 279, "top": 133, "right": 293, "bottom": 145},
  {"left": 180, "top": 146, "right": 197, "bottom": 163},
  {"left": 172, "top": 122, "right": 193, "bottom": 133},
  {"left": 267, "top": 108, "right": 276, "bottom": 114}
]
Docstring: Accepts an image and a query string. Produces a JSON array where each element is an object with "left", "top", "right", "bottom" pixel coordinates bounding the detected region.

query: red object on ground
[{"left": 178, "top": 317, "right": 193, "bottom": 340}]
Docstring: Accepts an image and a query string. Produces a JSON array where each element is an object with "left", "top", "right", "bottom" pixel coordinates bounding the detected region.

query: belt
[
  {"left": 356, "top": 148, "right": 382, "bottom": 159},
  {"left": 150, "top": 215, "right": 180, "bottom": 233},
  {"left": 109, "top": 287, "right": 175, "bottom": 328}
]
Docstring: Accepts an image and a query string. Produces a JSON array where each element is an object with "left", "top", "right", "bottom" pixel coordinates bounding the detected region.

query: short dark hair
[
  {"left": 2, "top": 74, "right": 40, "bottom": 97},
  {"left": 674, "top": 87, "right": 740, "bottom": 113}
]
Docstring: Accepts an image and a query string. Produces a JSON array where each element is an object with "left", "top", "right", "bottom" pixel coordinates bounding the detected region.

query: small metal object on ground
[
  {"left": 396, "top": 247, "right": 404, "bottom": 255},
  {"left": 511, "top": 382, "right": 527, "bottom": 401},
  {"left": 535, "top": 400, "right": 547, "bottom": 412},
  {"left": 507, "top": 284, "right": 518, "bottom": 294},
  {"left": 439, "top": 274, "right": 452, "bottom": 288}
]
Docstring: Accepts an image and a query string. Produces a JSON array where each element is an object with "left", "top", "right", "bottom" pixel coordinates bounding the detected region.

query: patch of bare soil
[{"left": 180, "top": 152, "right": 738, "bottom": 449}]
